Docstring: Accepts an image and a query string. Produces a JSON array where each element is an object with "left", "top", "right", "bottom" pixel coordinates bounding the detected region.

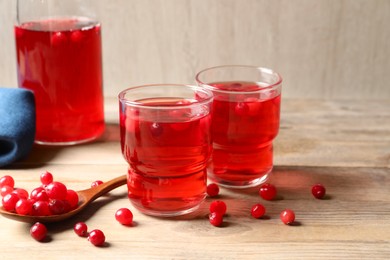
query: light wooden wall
[{"left": 1, "top": 0, "right": 390, "bottom": 99}]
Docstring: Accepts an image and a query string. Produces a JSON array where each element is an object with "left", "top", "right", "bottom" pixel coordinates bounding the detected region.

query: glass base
[
  {"left": 130, "top": 200, "right": 204, "bottom": 217},
  {"left": 34, "top": 132, "right": 104, "bottom": 146},
  {"left": 208, "top": 169, "right": 272, "bottom": 189}
]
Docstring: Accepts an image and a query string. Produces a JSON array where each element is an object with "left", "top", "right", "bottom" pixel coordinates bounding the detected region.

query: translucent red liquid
[
  {"left": 208, "top": 81, "right": 281, "bottom": 187},
  {"left": 120, "top": 98, "right": 212, "bottom": 215},
  {"left": 15, "top": 18, "right": 104, "bottom": 144}
]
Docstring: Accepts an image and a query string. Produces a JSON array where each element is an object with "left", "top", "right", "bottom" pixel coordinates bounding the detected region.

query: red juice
[
  {"left": 15, "top": 17, "right": 104, "bottom": 144},
  {"left": 208, "top": 81, "right": 281, "bottom": 187},
  {"left": 119, "top": 98, "right": 212, "bottom": 215}
]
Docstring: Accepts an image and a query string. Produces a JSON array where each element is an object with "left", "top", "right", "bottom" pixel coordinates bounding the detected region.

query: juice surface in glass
[
  {"left": 208, "top": 81, "right": 281, "bottom": 187},
  {"left": 15, "top": 17, "right": 105, "bottom": 144},
  {"left": 120, "top": 97, "right": 212, "bottom": 216}
]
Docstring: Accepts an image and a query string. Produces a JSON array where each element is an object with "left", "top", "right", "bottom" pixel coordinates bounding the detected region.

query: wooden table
[{"left": 1, "top": 98, "right": 389, "bottom": 259}]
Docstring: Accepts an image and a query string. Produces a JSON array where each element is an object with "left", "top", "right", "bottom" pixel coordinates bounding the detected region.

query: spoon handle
[{"left": 79, "top": 175, "right": 127, "bottom": 202}]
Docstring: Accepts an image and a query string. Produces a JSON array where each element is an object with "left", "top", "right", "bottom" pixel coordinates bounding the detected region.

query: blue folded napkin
[{"left": 0, "top": 87, "right": 35, "bottom": 167}]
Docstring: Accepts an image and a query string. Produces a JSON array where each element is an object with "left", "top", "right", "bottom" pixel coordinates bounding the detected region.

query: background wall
[{"left": 1, "top": 0, "right": 390, "bottom": 99}]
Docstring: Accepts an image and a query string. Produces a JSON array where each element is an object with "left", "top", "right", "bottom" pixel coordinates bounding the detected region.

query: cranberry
[
  {"left": 2, "top": 193, "right": 19, "bottom": 211},
  {"left": 0, "top": 175, "right": 15, "bottom": 188},
  {"left": 50, "top": 31, "right": 67, "bottom": 46},
  {"left": 40, "top": 171, "right": 53, "bottom": 185},
  {"left": 280, "top": 209, "right": 295, "bottom": 225},
  {"left": 312, "top": 184, "right": 326, "bottom": 199},
  {"left": 115, "top": 208, "right": 133, "bottom": 225},
  {"left": 259, "top": 183, "right": 277, "bottom": 200},
  {"left": 62, "top": 200, "right": 72, "bottom": 213},
  {"left": 74, "top": 222, "right": 88, "bottom": 237},
  {"left": 234, "top": 102, "right": 248, "bottom": 116},
  {"left": 91, "top": 180, "right": 103, "bottom": 188},
  {"left": 206, "top": 183, "right": 219, "bottom": 197},
  {"left": 48, "top": 199, "right": 65, "bottom": 215},
  {"left": 1, "top": 185, "right": 13, "bottom": 197},
  {"left": 31, "top": 200, "right": 51, "bottom": 216},
  {"left": 35, "top": 190, "right": 49, "bottom": 202},
  {"left": 12, "top": 188, "right": 29, "bottom": 200},
  {"left": 15, "top": 198, "right": 33, "bottom": 215},
  {"left": 15, "top": 26, "right": 24, "bottom": 39},
  {"left": 66, "top": 189, "right": 79, "bottom": 209},
  {"left": 251, "top": 203, "right": 266, "bottom": 219},
  {"left": 209, "top": 200, "right": 227, "bottom": 215},
  {"left": 30, "top": 187, "right": 45, "bottom": 201},
  {"left": 45, "top": 181, "right": 67, "bottom": 200},
  {"left": 209, "top": 212, "right": 224, "bottom": 227},
  {"left": 150, "top": 122, "right": 163, "bottom": 137},
  {"left": 88, "top": 229, "right": 105, "bottom": 246},
  {"left": 70, "top": 30, "right": 83, "bottom": 43},
  {"left": 30, "top": 222, "right": 47, "bottom": 241}
]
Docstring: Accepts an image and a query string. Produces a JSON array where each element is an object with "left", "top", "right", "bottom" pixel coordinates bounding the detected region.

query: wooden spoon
[{"left": 0, "top": 175, "right": 127, "bottom": 223}]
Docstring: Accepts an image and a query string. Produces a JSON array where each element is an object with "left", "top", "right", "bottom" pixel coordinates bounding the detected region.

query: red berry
[
  {"left": 115, "top": 208, "right": 133, "bottom": 225},
  {"left": 50, "top": 31, "right": 67, "bottom": 46},
  {"left": 206, "top": 183, "right": 219, "bottom": 197},
  {"left": 70, "top": 30, "right": 83, "bottom": 43},
  {"left": 35, "top": 190, "right": 49, "bottom": 202},
  {"left": 312, "top": 184, "right": 326, "bottom": 199},
  {"left": 251, "top": 203, "right": 266, "bottom": 219},
  {"left": 74, "top": 222, "right": 88, "bottom": 237},
  {"left": 12, "top": 188, "right": 29, "bottom": 200},
  {"left": 209, "top": 212, "right": 224, "bottom": 227},
  {"left": 150, "top": 122, "right": 163, "bottom": 137},
  {"left": 209, "top": 200, "right": 227, "bottom": 215},
  {"left": 30, "top": 187, "right": 45, "bottom": 200},
  {"left": 15, "top": 26, "right": 24, "bottom": 39},
  {"left": 45, "top": 181, "right": 67, "bottom": 200},
  {"left": 62, "top": 200, "right": 72, "bottom": 213},
  {"left": 234, "top": 102, "right": 249, "bottom": 116},
  {"left": 1, "top": 185, "right": 13, "bottom": 197},
  {"left": 15, "top": 198, "right": 33, "bottom": 215},
  {"left": 280, "top": 209, "right": 295, "bottom": 225},
  {"left": 40, "top": 171, "right": 53, "bottom": 185},
  {"left": 66, "top": 189, "right": 79, "bottom": 209},
  {"left": 88, "top": 229, "right": 105, "bottom": 246},
  {"left": 48, "top": 199, "right": 65, "bottom": 215},
  {"left": 30, "top": 222, "right": 47, "bottom": 241},
  {"left": 259, "top": 183, "right": 277, "bottom": 200},
  {"left": 31, "top": 200, "right": 51, "bottom": 216},
  {"left": 2, "top": 193, "right": 19, "bottom": 211},
  {"left": 91, "top": 180, "right": 103, "bottom": 188},
  {"left": 0, "top": 175, "right": 15, "bottom": 188}
]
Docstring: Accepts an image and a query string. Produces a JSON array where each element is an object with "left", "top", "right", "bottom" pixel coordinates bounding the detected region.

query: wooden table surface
[{"left": 1, "top": 98, "right": 389, "bottom": 259}]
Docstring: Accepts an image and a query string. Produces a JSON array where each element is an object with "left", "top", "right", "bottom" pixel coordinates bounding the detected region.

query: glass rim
[
  {"left": 195, "top": 65, "right": 282, "bottom": 94},
  {"left": 118, "top": 83, "right": 213, "bottom": 110}
]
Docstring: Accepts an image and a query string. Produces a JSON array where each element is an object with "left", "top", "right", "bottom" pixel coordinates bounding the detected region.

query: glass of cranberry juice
[
  {"left": 196, "top": 65, "right": 282, "bottom": 188},
  {"left": 14, "top": 0, "right": 105, "bottom": 145},
  {"left": 118, "top": 84, "right": 213, "bottom": 217}
]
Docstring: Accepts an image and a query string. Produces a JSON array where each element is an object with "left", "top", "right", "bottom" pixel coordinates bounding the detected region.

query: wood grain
[
  {"left": 1, "top": 0, "right": 390, "bottom": 99},
  {"left": 0, "top": 98, "right": 389, "bottom": 259}
]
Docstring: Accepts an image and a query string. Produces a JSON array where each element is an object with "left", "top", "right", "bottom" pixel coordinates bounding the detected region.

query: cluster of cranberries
[
  {"left": 1, "top": 173, "right": 135, "bottom": 245},
  {"left": 1, "top": 172, "right": 79, "bottom": 216},
  {"left": 206, "top": 181, "right": 326, "bottom": 227}
]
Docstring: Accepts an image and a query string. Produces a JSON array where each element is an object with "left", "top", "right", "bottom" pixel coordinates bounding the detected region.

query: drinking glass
[
  {"left": 196, "top": 65, "right": 282, "bottom": 188},
  {"left": 15, "top": 0, "right": 105, "bottom": 145},
  {"left": 118, "top": 84, "right": 213, "bottom": 216}
]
